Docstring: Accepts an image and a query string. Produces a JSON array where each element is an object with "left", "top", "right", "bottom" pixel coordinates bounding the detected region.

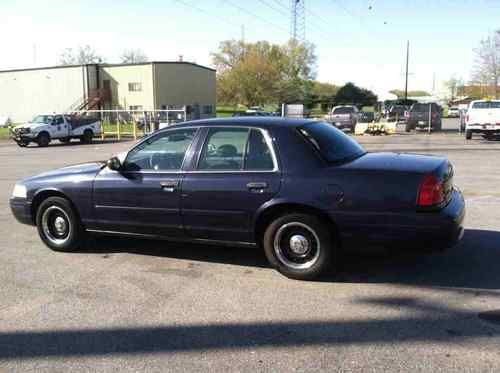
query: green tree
[
  {"left": 335, "top": 82, "right": 378, "bottom": 107},
  {"left": 211, "top": 39, "right": 317, "bottom": 106}
]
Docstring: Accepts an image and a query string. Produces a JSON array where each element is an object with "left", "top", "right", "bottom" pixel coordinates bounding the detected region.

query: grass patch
[{"left": 0, "top": 127, "right": 12, "bottom": 140}]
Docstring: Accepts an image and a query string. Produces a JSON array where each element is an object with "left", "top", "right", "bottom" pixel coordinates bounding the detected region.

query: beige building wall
[
  {"left": 0, "top": 65, "right": 93, "bottom": 123},
  {"left": 154, "top": 63, "right": 216, "bottom": 117},
  {"left": 100, "top": 64, "right": 154, "bottom": 111}
]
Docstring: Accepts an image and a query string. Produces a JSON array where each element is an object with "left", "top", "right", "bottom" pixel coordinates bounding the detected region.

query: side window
[
  {"left": 245, "top": 129, "right": 275, "bottom": 171},
  {"left": 54, "top": 115, "right": 64, "bottom": 125},
  {"left": 125, "top": 129, "right": 197, "bottom": 171},
  {"left": 198, "top": 128, "right": 249, "bottom": 170}
]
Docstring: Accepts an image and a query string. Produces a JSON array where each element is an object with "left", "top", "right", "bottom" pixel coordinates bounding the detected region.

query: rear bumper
[
  {"left": 466, "top": 124, "right": 500, "bottom": 133},
  {"left": 331, "top": 121, "right": 354, "bottom": 130},
  {"left": 10, "top": 198, "right": 34, "bottom": 225}
]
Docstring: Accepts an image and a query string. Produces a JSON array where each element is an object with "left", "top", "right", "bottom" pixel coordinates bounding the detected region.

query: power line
[
  {"left": 224, "top": 0, "right": 289, "bottom": 34},
  {"left": 172, "top": 0, "right": 240, "bottom": 28},
  {"left": 255, "top": 0, "right": 289, "bottom": 18}
]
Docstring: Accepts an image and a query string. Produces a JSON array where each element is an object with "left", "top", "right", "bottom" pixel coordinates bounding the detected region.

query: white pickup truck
[
  {"left": 465, "top": 100, "right": 500, "bottom": 140},
  {"left": 11, "top": 114, "right": 102, "bottom": 147}
]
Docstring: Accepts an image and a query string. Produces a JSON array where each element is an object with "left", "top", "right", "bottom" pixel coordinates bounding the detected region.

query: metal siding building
[{"left": 0, "top": 62, "right": 216, "bottom": 123}]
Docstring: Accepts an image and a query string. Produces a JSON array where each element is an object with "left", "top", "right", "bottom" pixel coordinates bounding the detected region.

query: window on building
[
  {"left": 128, "top": 82, "right": 142, "bottom": 92},
  {"left": 129, "top": 106, "right": 143, "bottom": 111}
]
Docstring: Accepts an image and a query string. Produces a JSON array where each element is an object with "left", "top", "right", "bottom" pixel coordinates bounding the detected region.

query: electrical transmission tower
[{"left": 290, "top": 0, "right": 305, "bottom": 42}]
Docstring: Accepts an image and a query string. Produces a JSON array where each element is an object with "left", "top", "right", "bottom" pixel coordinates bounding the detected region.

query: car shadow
[
  {"left": 332, "top": 228, "right": 500, "bottom": 294},
  {"left": 81, "top": 229, "right": 500, "bottom": 292},
  {"left": 81, "top": 235, "right": 270, "bottom": 268}
]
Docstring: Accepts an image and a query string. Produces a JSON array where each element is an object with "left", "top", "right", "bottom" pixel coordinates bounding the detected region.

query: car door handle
[
  {"left": 247, "top": 182, "right": 268, "bottom": 191},
  {"left": 160, "top": 180, "right": 179, "bottom": 192}
]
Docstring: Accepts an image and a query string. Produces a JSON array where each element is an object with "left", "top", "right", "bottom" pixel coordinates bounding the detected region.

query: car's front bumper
[{"left": 10, "top": 197, "right": 34, "bottom": 225}]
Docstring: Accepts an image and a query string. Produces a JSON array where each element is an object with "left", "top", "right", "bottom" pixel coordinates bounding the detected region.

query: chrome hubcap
[
  {"left": 53, "top": 216, "right": 67, "bottom": 235},
  {"left": 289, "top": 234, "right": 309, "bottom": 256},
  {"left": 41, "top": 206, "right": 71, "bottom": 246},
  {"left": 274, "top": 222, "right": 321, "bottom": 270}
]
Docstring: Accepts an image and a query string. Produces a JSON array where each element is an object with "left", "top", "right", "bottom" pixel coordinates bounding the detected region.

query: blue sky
[{"left": 1, "top": 0, "right": 499, "bottom": 94}]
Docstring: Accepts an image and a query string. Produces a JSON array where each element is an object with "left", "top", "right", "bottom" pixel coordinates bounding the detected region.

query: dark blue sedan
[{"left": 10, "top": 118, "right": 465, "bottom": 280}]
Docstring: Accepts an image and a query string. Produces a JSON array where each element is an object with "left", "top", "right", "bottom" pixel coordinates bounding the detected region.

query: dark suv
[{"left": 406, "top": 103, "right": 442, "bottom": 132}]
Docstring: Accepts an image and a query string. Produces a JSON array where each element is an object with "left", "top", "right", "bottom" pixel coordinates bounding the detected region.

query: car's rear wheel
[
  {"left": 81, "top": 130, "right": 93, "bottom": 144},
  {"left": 263, "top": 213, "right": 334, "bottom": 280},
  {"left": 37, "top": 132, "right": 50, "bottom": 147},
  {"left": 36, "top": 196, "right": 83, "bottom": 252},
  {"left": 465, "top": 130, "right": 472, "bottom": 140}
]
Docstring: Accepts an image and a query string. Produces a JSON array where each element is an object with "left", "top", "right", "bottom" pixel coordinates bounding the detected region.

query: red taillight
[{"left": 417, "top": 175, "right": 444, "bottom": 207}]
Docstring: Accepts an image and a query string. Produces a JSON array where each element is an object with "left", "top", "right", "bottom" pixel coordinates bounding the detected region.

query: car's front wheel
[
  {"left": 263, "top": 213, "right": 334, "bottom": 280},
  {"left": 36, "top": 196, "right": 84, "bottom": 252}
]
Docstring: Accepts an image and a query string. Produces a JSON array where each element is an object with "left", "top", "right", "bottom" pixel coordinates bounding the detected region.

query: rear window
[
  {"left": 298, "top": 122, "right": 366, "bottom": 163},
  {"left": 411, "top": 103, "right": 430, "bottom": 112},
  {"left": 333, "top": 107, "right": 354, "bottom": 114},
  {"left": 472, "top": 101, "right": 500, "bottom": 109}
]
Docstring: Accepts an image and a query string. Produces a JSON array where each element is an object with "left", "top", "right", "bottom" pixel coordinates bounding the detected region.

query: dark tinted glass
[
  {"left": 333, "top": 107, "right": 354, "bottom": 114},
  {"left": 472, "top": 102, "right": 489, "bottom": 109},
  {"left": 299, "top": 122, "right": 366, "bottom": 163},
  {"left": 245, "top": 129, "right": 274, "bottom": 171}
]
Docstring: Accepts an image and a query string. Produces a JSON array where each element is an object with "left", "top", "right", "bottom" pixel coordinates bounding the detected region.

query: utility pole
[
  {"left": 33, "top": 43, "right": 37, "bottom": 66},
  {"left": 404, "top": 40, "right": 409, "bottom": 101},
  {"left": 290, "top": 0, "right": 306, "bottom": 42}
]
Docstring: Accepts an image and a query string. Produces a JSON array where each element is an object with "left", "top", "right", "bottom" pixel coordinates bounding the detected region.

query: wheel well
[
  {"left": 30, "top": 190, "right": 77, "bottom": 224},
  {"left": 84, "top": 129, "right": 93, "bottom": 135},
  {"left": 37, "top": 131, "right": 50, "bottom": 139},
  {"left": 254, "top": 203, "right": 340, "bottom": 248}
]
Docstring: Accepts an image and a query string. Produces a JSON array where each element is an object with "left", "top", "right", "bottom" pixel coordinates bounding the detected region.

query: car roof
[{"left": 164, "top": 117, "right": 317, "bottom": 130}]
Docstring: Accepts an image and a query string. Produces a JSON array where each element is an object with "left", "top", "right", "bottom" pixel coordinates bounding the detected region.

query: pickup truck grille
[{"left": 14, "top": 127, "right": 30, "bottom": 134}]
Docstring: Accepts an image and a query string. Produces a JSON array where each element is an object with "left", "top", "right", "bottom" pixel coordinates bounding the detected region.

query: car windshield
[
  {"left": 298, "top": 121, "right": 366, "bottom": 163},
  {"left": 31, "top": 115, "right": 53, "bottom": 124},
  {"left": 333, "top": 107, "right": 354, "bottom": 114}
]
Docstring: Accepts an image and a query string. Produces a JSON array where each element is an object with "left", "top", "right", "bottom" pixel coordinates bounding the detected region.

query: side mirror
[{"left": 107, "top": 156, "right": 122, "bottom": 171}]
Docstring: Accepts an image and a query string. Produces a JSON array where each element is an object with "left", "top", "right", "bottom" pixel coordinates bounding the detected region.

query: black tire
[
  {"left": 405, "top": 122, "right": 412, "bottom": 132},
  {"left": 59, "top": 137, "right": 71, "bottom": 144},
  {"left": 81, "top": 130, "right": 93, "bottom": 144},
  {"left": 465, "top": 130, "right": 472, "bottom": 140},
  {"left": 36, "top": 196, "right": 84, "bottom": 252},
  {"left": 263, "top": 213, "right": 334, "bottom": 280},
  {"left": 37, "top": 132, "right": 50, "bottom": 147}
]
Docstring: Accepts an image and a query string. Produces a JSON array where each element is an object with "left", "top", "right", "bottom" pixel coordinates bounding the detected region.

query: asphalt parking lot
[{"left": 1, "top": 118, "right": 500, "bottom": 372}]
